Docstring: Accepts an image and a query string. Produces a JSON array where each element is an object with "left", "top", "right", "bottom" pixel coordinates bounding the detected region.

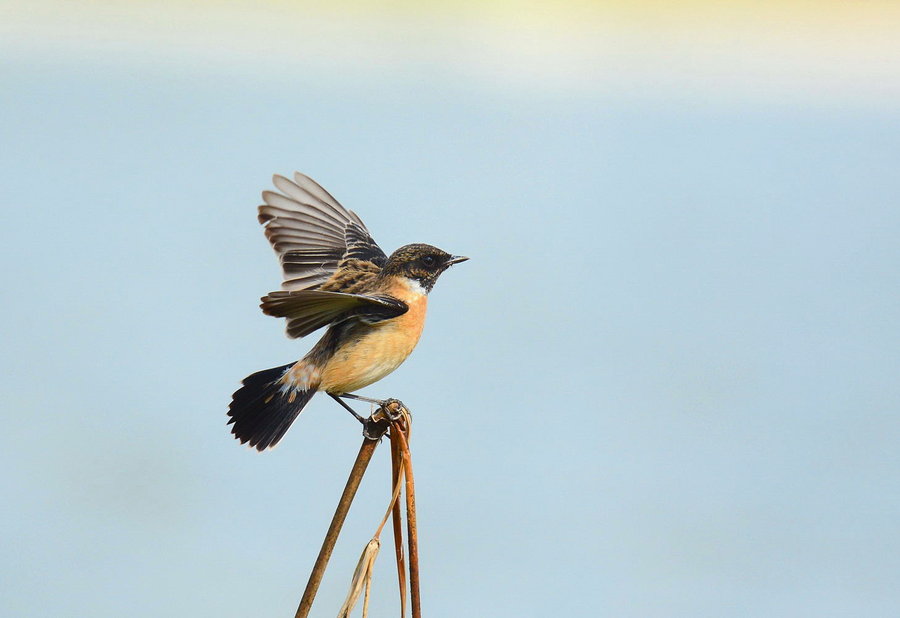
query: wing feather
[
  {"left": 261, "top": 192, "right": 346, "bottom": 230},
  {"left": 261, "top": 290, "right": 408, "bottom": 339},
  {"left": 293, "top": 172, "right": 366, "bottom": 228},
  {"left": 257, "top": 173, "right": 388, "bottom": 291}
]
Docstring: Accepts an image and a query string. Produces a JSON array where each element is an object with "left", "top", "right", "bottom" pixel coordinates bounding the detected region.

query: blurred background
[{"left": 2, "top": 1, "right": 898, "bottom": 616}]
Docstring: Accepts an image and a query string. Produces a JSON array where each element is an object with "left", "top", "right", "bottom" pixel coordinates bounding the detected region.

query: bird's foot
[
  {"left": 362, "top": 416, "right": 390, "bottom": 441},
  {"left": 363, "top": 399, "right": 409, "bottom": 441},
  {"left": 375, "top": 398, "right": 407, "bottom": 422}
]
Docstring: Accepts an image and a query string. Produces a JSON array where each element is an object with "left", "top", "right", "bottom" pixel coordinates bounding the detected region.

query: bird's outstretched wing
[
  {"left": 261, "top": 290, "right": 408, "bottom": 339},
  {"left": 258, "top": 172, "right": 387, "bottom": 291}
]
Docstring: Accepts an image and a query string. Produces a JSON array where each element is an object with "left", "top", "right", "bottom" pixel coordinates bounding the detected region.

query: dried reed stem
[
  {"left": 294, "top": 437, "right": 379, "bottom": 618},
  {"left": 390, "top": 428, "right": 408, "bottom": 617},
  {"left": 392, "top": 425, "right": 421, "bottom": 618}
]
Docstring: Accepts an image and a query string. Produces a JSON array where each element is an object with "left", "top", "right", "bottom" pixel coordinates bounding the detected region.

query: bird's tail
[{"left": 228, "top": 363, "right": 317, "bottom": 451}]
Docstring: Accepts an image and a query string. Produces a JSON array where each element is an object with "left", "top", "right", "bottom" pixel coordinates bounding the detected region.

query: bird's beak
[{"left": 447, "top": 255, "right": 469, "bottom": 265}]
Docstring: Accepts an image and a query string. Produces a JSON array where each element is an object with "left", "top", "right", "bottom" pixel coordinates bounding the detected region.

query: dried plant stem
[
  {"left": 294, "top": 437, "right": 379, "bottom": 618},
  {"left": 337, "top": 539, "right": 380, "bottom": 618},
  {"left": 392, "top": 425, "right": 421, "bottom": 618},
  {"left": 338, "top": 430, "right": 408, "bottom": 618},
  {"left": 390, "top": 430, "right": 408, "bottom": 617},
  {"left": 363, "top": 570, "right": 373, "bottom": 617}
]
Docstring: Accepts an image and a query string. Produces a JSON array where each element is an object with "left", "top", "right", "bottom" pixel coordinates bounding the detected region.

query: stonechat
[{"left": 228, "top": 172, "right": 467, "bottom": 450}]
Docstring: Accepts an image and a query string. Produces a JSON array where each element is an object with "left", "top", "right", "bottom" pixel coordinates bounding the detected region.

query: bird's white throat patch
[{"left": 402, "top": 277, "right": 429, "bottom": 297}]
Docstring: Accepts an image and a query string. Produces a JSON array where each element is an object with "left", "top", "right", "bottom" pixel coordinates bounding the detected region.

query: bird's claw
[
  {"left": 362, "top": 417, "right": 390, "bottom": 441},
  {"left": 377, "top": 398, "right": 407, "bottom": 422},
  {"left": 362, "top": 399, "right": 408, "bottom": 441}
]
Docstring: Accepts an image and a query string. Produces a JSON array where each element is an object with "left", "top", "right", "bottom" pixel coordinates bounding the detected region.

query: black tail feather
[{"left": 228, "top": 363, "right": 316, "bottom": 451}]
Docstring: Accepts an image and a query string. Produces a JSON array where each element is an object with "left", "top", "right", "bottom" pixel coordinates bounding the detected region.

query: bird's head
[{"left": 381, "top": 243, "right": 468, "bottom": 293}]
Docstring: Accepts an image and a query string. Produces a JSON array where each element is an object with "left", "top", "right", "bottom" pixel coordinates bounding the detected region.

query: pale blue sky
[{"left": 2, "top": 4, "right": 899, "bottom": 616}]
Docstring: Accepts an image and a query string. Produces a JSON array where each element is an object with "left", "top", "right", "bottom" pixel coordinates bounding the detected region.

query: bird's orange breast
[{"left": 319, "top": 278, "right": 428, "bottom": 394}]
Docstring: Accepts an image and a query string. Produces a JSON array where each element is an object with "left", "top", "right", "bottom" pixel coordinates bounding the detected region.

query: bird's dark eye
[{"left": 422, "top": 255, "right": 437, "bottom": 267}]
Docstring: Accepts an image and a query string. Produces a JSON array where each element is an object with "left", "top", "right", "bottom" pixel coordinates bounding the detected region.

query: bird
[{"left": 228, "top": 172, "right": 468, "bottom": 451}]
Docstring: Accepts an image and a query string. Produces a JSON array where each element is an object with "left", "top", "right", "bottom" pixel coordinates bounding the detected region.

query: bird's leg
[
  {"left": 338, "top": 393, "right": 407, "bottom": 422},
  {"left": 328, "top": 393, "right": 367, "bottom": 424},
  {"left": 329, "top": 393, "right": 391, "bottom": 441},
  {"left": 337, "top": 392, "right": 383, "bottom": 405}
]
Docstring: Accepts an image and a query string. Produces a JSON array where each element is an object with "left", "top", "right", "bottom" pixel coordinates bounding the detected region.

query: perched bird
[{"left": 228, "top": 172, "right": 467, "bottom": 450}]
